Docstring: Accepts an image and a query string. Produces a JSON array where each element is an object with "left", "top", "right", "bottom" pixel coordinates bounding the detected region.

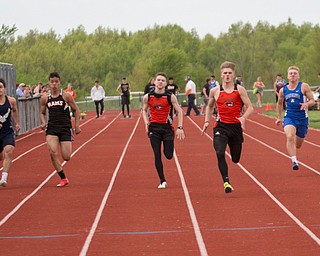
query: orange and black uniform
[
  {"left": 46, "top": 90, "right": 74, "bottom": 141},
  {"left": 148, "top": 91, "right": 174, "bottom": 183},
  {"left": 214, "top": 84, "right": 243, "bottom": 183}
]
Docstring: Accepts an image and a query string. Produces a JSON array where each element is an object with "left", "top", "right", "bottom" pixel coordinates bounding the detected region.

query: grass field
[{"left": 263, "top": 109, "right": 320, "bottom": 129}]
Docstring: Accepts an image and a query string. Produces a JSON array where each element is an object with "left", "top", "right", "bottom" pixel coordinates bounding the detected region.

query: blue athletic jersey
[{"left": 283, "top": 82, "right": 308, "bottom": 120}]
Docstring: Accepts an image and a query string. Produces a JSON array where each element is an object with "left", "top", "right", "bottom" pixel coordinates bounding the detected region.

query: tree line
[{"left": 1, "top": 18, "right": 320, "bottom": 99}]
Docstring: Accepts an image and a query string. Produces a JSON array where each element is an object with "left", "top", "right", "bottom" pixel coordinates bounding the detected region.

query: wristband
[
  {"left": 205, "top": 121, "right": 209, "bottom": 123},
  {"left": 177, "top": 126, "right": 183, "bottom": 130}
]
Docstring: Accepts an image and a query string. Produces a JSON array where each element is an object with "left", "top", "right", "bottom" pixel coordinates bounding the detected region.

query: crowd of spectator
[{"left": 15, "top": 82, "right": 48, "bottom": 99}]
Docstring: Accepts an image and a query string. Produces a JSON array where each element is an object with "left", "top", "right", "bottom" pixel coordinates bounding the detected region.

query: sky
[{"left": 2, "top": 0, "right": 320, "bottom": 38}]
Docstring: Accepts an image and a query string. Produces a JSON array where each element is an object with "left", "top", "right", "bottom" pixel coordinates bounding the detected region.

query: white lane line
[
  {"left": 247, "top": 118, "right": 320, "bottom": 148},
  {"left": 0, "top": 114, "right": 120, "bottom": 227},
  {"left": 174, "top": 150, "right": 208, "bottom": 256},
  {"left": 188, "top": 117, "right": 320, "bottom": 246},
  {"left": 79, "top": 115, "right": 141, "bottom": 256}
]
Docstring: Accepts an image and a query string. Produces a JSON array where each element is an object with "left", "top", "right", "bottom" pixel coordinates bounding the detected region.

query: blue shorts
[
  {"left": 283, "top": 116, "right": 308, "bottom": 138},
  {"left": 0, "top": 130, "right": 15, "bottom": 152}
]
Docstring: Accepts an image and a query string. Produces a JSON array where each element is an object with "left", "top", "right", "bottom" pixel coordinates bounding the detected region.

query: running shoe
[
  {"left": 158, "top": 181, "right": 167, "bottom": 189},
  {"left": 0, "top": 179, "right": 7, "bottom": 187},
  {"left": 292, "top": 162, "right": 299, "bottom": 171},
  {"left": 224, "top": 182, "right": 234, "bottom": 193},
  {"left": 57, "top": 178, "right": 69, "bottom": 188}
]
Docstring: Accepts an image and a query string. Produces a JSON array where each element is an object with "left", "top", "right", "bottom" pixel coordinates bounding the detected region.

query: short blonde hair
[
  {"left": 288, "top": 66, "right": 300, "bottom": 72},
  {"left": 220, "top": 61, "right": 236, "bottom": 71}
]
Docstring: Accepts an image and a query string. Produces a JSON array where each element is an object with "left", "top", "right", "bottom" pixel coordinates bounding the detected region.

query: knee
[
  {"left": 63, "top": 155, "right": 71, "bottom": 161},
  {"left": 216, "top": 150, "right": 225, "bottom": 160}
]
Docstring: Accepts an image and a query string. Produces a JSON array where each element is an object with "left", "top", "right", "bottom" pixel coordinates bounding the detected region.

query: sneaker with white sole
[
  {"left": 158, "top": 181, "right": 167, "bottom": 189},
  {"left": 0, "top": 180, "right": 7, "bottom": 187},
  {"left": 57, "top": 178, "right": 69, "bottom": 188}
]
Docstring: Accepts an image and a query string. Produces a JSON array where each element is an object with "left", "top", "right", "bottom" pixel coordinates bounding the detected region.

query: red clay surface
[{"left": 0, "top": 107, "right": 319, "bottom": 256}]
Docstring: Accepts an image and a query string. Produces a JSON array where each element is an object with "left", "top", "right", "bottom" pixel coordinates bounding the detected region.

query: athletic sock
[
  {"left": 291, "top": 156, "right": 298, "bottom": 164},
  {"left": 1, "top": 172, "right": 8, "bottom": 181},
  {"left": 57, "top": 170, "right": 66, "bottom": 179}
]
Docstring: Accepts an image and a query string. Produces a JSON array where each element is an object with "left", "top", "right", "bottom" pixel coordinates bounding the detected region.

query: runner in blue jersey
[{"left": 276, "top": 66, "right": 314, "bottom": 170}]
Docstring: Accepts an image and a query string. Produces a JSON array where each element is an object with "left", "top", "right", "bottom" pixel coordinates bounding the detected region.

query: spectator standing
[
  {"left": 33, "top": 82, "right": 43, "bottom": 97},
  {"left": 235, "top": 75, "right": 245, "bottom": 87},
  {"left": 200, "top": 77, "right": 211, "bottom": 115},
  {"left": 210, "top": 75, "right": 220, "bottom": 89},
  {"left": 0, "top": 78, "right": 20, "bottom": 187},
  {"left": 91, "top": 80, "right": 105, "bottom": 119},
  {"left": 274, "top": 74, "right": 286, "bottom": 109},
  {"left": 184, "top": 76, "right": 200, "bottom": 116},
  {"left": 65, "top": 83, "right": 77, "bottom": 117},
  {"left": 166, "top": 77, "right": 180, "bottom": 116},
  {"left": 16, "top": 83, "right": 25, "bottom": 97},
  {"left": 116, "top": 77, "right": 131, "bottom": 118},
  {"left": 253, "top": 76, "right": 265, "bottom": 107},
  {"left": 144, "top": 77, "right": 155, "bottom": 95}
]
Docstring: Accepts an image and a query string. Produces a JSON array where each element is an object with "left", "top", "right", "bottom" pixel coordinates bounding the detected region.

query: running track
[{"left": 0, "top": 107, "right": 319, "bottom": 256}]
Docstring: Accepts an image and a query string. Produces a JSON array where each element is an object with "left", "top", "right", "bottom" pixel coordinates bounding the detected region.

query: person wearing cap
[
  {"left": 0, "top": 78, "right": 20, "bottom": 187},
  {"left": 116, "top": 77, "right": 131, "bottom": 118},
  {"left": 184, "top": 76, "right": 200, "bottom": 116},
  {"left": 91, "top": 80, "right": 105, "bottom": 119}
]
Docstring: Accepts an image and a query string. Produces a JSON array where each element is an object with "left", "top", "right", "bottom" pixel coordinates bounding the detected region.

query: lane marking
[
  {"left": 0, "top": 114, "right": 120, "bottom": 227},
  {"left": 174, "top": 150, "right": 208, "bottom": 256},
  {"left": 247, "top": 118, "right": 320, "bottom": 148},
  {"left": 79, "top": 115, "right": 141, "bottom": 256},
  {"left": 188, "top": 117, "right": 320, "bottom": 246}
]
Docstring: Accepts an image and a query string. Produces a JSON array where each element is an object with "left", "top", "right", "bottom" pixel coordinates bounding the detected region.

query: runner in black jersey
[
  {"left": 40, "top": 72, "right": 81, "bottom": 187},
  {"left": 142, "top": 72, "right": 185, "bottom": 189},
  {"left": 0, "top": 78, "right": 20, "bottom": 187}
]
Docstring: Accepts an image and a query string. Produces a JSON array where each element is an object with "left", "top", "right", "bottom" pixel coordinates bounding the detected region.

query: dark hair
[
  {"left": 0, "top": 78, "right": 6, "bottom": 88},
  {"left": 49, "top": 72, "right": 60, "bottom": 80},
  {"left": 95, "top": 80, "right": 99, "bottom": 83},
  {"left": 168, "top": 77, "right": 173, "bottom": 80},
  {"left": 277, "top": 74, "right": 282, "bottom": 77}
]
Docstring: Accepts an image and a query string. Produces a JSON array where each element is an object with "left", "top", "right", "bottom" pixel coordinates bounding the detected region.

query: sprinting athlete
[
  {"left": 202, "top": 61, "right": 253, "bottom": 193},
  {"left": 276, "top": 66, "right": 314, "bottom": 170},
  {"left": 142, "top": 72, "right": 185, "bottom": 189},
  {"left": 40, "top": 72, "right": 81, "bottom": 187},
  {"left": 0, "top": 78, "right": 20, "bottom": 187}
]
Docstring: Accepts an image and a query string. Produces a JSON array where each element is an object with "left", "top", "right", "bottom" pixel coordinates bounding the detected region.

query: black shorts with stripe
[{"left": 46, "top": 126, "right": 74, "bottom": 141}]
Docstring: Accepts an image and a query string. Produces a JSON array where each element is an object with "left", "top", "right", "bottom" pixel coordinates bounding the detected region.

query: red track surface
[{"left": 0, "top": 107, "right": 319, "bottom": 255}]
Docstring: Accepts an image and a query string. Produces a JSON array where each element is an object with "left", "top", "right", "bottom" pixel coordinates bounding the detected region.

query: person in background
[
  {"left": 275, "top": 66, "right": 314, "bottom": 170},
  {"left": 185, "top": 75, "right": 200, "bottom": 116},
  {"left": 142, "top": 72, "right": 185, "bottom": 189},
  {"left": 235, "top": 75, "right": 245, "bottom": 87},
  {"left": 33, "top": 82, "right": 43, "bottom": 97},
  {"left": 166, "top": 77, "right": 180, "bottom": 116},
  {"left": 274, "top": 74, "right": 286, "bottom": 109},
  {"left": 40, "top": 72, "right": 81, "bottom": 187},
  {"left": 0, "top": 78, "right": 20, "bottom": 187},
  {"left": 116, "top": 77, "right": 131, "bottom": 118},
  {"left": 65, "top": 83, "right": 77, "bottom": 117},
  {"left": 144, "top": 77, "right": 155, "bottom": 95},
  {"left": 16, "top": 83, "right": 25, "bottom": 97},
  {"left": 210, "top": 75, "right": 220, "bottom": 89},
  {"left": 91, "top": 80, "right": 105, "bottom": 119},
  {"left": 253, "top": 76, "right": 265, "bottom": 107},
  {"left": 202, "top": 61, "right": 253, "bottom": 193},
  {"left": 200, "top": 77, "right": 211, "bottom": 115}
]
